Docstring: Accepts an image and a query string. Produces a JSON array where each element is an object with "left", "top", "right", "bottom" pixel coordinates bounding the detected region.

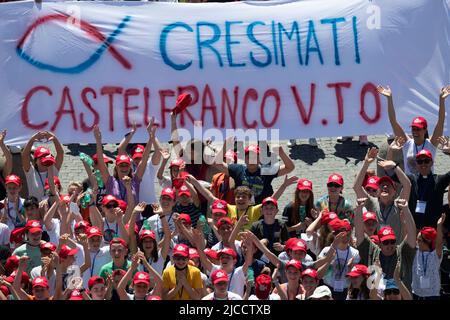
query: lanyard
[
  {"left": 417, "top": 176, "right": 433, "bottom": 201},
  {"left": 227, "top": 268, "right": 235, "bottom": 291},
  {"left": 6, "top": 198, "right": 22, "bottom": 227},
  {"left": 117, "top": 179, "right": 127, "bottom": 201},
  {"left": 90, "top": 250, "right": 100, "bottom": 277},
  {"left": 335, "top": 247, "right": 350, "bottom": 278},
  {"left": 157, "top": 213, "right": 173, "bottom": 239},
  {"left": 36, "top": 169, "right": 46, "bottom": 192},
  {"left": 105, "top": 220, "right": 118, "bottom": 237},
  {"left": 421, "top": 252, "right": 430, "bottom": 276},
  {"left": 380, "top": 204, "right": 394, "bottom": 224},
  {"left": 328, "top": 196, "right": 342, "bottom": 215},
  {"left": 414, "top": 142, "right": 425, "bottom": 155}
]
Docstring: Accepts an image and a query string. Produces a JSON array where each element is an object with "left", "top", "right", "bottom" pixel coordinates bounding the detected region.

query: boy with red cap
[
  {"left": 173, "top": 182, "right": 203, "bottom": 229},
  {"left": 22, "top": 131, "right": 63, "bottom": 201},
  {"left": 355, "top": 198, "right": 417, "bottom": 291},
  {"left": 407, "top": 149, "right": 450, "bottom": 229},
  {"left": 99, "top": 238, "right": 132, "bottom": 280},
  {"left": 157, "top": 156, "right": 186, "bottom": 189},
  {"left": 296, "top": 268, "right": 320, "bottom": 300},
  {"left": 202, "top": 269, "right": 242, "bottom": 300},
  {"left": 315, "top": 173, "right": 354, "bottom": 222},
  {"left": 411, "top": 214, "right": 446, "bottom": 299},
  {"left": 162, "top": 243, "right": 203, "bottom": 300},
  {"left": 30, "top": 241, "right": 57, "bottom": 295},
  {"left": 248, "top": 273, "right": 280, "bottom": 300},
  {"left": 12, "top": 220, "right": 44, "bottom": 274},
  {"left": 87, "top": 275, "right": 107, "bottom": 300},
  {"left": 1, "top": 174, "right": 25, "bottom": 230},
  {"left": 354, "top": 147, "right": 412, "bottom": 243}
]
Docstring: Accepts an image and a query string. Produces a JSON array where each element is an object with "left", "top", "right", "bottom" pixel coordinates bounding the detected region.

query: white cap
[{"left": 308, "top": 286, "right": 332, "bottom": 299}]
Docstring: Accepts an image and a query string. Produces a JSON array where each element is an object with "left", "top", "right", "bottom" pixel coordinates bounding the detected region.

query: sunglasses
[
  {"left": 173, "top": 256, "right": 188, "bottom": 261},
  {"left": 365, "top": 188, "right": 378, "bottom": 193},
  {"left": 327, "top": 183, "right": 341, "bottom": 188},
  {"left": 105, "top": 203, "right": 118, "bottom": 209},
  {"left": 416, "top": 158, "right": 431, "bottom": 165},
  {"left": 382, "top": 240, "right": 396, "bottom": 246},
  {"left": 384, "top": 288, "right": 400, "bottom": 295}
]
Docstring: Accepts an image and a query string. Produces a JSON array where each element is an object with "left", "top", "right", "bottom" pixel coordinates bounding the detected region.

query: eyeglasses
[
  {"left": 105, "top": 203, "right": 118, "bottom": 209},
  {"left": 382, "top": 240, "right": 396, "bottom": 246},
  {"left": 416, "top": 158, "right": 431, "bottom": 165},
  {"left": 384, "top": 288, "right": 400, "bottom": 295},
  {"left": 327, "top": 183, "right": 341, "bottom": 188}
]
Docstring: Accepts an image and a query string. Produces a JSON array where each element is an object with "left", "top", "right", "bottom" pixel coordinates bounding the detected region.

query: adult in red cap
[
  {"left": 316, "top": 173, "right": 353, "bottom": 223},
  {"left": 22, "top": 131, "right": 63, "bottom": 201},
  {"left": 12, "top": 220, "right": 43, "bottom": 274},
  {"left": 346, "top": 264, "right": 372, "bottom": 300},
  {"left": 377, "top": 85, "right": 450, "bottom": 175},
  {"left": 202, "top": 269, "right": 242, "bottom": 300},
  {"left": 93, "top": 123, "right": 154, "bottom": 205},
  {"left": 250, "top": 197, "right": 289, "bottom": 254},
  {"left": 214, "top": 137, "right": 295, "bottom": 204},
  {"left": 162, "top": 243, "right": 203, "bottom": 300},
  {"left": 2, "top": 174, "right": 25, "bottom": 229},
  {"left": 283, "top": 178, "right": 317, "bottom": 238},
  {"left": 412, "top": 214, "right": 446, "bottom": 299}
]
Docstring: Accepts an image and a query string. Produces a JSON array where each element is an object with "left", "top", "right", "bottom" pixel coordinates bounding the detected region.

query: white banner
[{"left": 0, "top": 0, "right": 449, "bottom": 145}]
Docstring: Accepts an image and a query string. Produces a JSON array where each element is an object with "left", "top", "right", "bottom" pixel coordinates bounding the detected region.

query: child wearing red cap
[
  {"left": 305, "top": 210, "right": 339, "bottom": 256},
  {"left": 377, "top": 85, "right": 450, "bottom": 175},
  {"left": 173, "top": 181, "right": 203, "bottom": 229},
  {"left": 0, "top": 129, "right": 12, "bottom": 197},
  {"left": 248, "top": 273, "right": 280, "bottom": 300},
  {"left": 1, "top": 174, "right": 25, "bottom": 230},
  {"left": 202, "top": 269, "right": 242, "bottom": 300},
  {"left": 22, "top": 131, "right": 63, "bottom": 201},
  {"left": 272, "top": 259, "right": 304, "bottom": 300},
  {"left": 12, "top": 220, "right": 44, "bottom": 274},
  {"left": 411, "top": 214, "right": 446, "bottom": 299},
  {"left": 157, "top": 156, "right": 186, "bottom": 190},
  {"left": 99, "top": 238, "right": 132, "bottom": 281},
  {"left": 345, "top": 264, "right": 373, "bottom": 300},
  {"left": 315, "top": 173, "right": 354, "bottom": 222},
  {"left": 210, "top": 148, "right": 237, "bottom": 205}
]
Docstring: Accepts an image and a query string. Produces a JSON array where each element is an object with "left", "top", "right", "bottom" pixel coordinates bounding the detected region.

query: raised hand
[
  {"left": 377, "top": 160, "right": 396, "bottom": 171},
  {"left": 0, "top": 130, "right": 6, "bottom": 144},
  {"left": 437, "top": 213, "right": 446, "bottom": 227},
  {"left": 377, "top": 85, "right": 392, "bottom": 98},
  {"left": 393, "top": 260, "right": 401, "bottom": 280},
  {"left": 356, "top": 198, "right": 368, "bottom": 208},
  {"left": 440, "top": 85, "right": 450, "bottom": 100},
  {"left": 93, "top": 125, "right": 101, "bottom": 141},
  {"left": 365, "top": 147, "right": 379, "bottom": 164},
  {"left": 283, "top": 175, "right": 299, "bottom": 187},
  {"left": 122, "top": 176, "right": 132, "bottom": 189},
  {"left": 389, "top": 136, "right": 406, "bottom": 151},
  {"left": 77, "top": 233, "right": 89, "bottom": 247},
  {"left": 437, "top": 136, "right": 450, "bottom": 154},
  {"left": 133, "top": 202, "right": 146, "bottom": 214},
  {"left": 332, "top": 232, "right": 347, "bottom": 248},
  {"left": 160, "top": 149, "right": 171, "bottom": 161},
  {"left": 395, "top": 198, "right": 408, "bottom": 210}
]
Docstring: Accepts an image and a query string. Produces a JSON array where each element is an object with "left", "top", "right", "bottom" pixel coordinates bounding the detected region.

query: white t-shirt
[
  {"left": 0, "top": 222, "right": 11, "bottom": 245},
  {"left": 82, "top": 246, "right": 111, "bottom": 287},
  {"left": 202, "top": 291, "right": 242, "bottom": 300},
  {"left": 44, "top": 219, "right": 61, "bottom": 245},
  {"left": 301, "top": 232, "right": 321, "bottom": 257},
  {"left": 24, "top": 165, "right": 59, "bottom": 201},
  {"left": 1, "top": 198, "right": 25, "bottom": 230},
  {"left": 158, "top": 175, "right": 172, "bottom": 189},
  {"left": 277, "top": 251, "right": 314, "bottom": 269},
  {"left": 212, "top": 241, "right": 242, "bottom": 258},
  {"left": 318, "top": 246, "right": 360, "bottom": 289},
  {"left": 143, "top": 213, "right": 176, "bottom": 242},
  {"left": 138, "top": 250, "right": 166, "bottom": 275},
  {"left": 402, "top": 138, "right": 436, "bottom": 175},
  {"left": 30, "top": 266, "right": 56, "bottom": 295},
  {"left": 210, "top": 265, "right": 246, "bottom": 298},
  {"left": 412, "top": 249, "right": 442, "bottom": 297},
  {"left": 249, "top": 294, "right": 281, "bottom": 300},
  {"left": 139, "top": 161, "right": 158, "bottom": 204},
  {"left": 102, "top": 219, "right": 126, "bottom": 245}
]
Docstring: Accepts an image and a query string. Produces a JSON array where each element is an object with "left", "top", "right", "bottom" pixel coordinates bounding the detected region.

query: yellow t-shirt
[
  {"left": 227, "top": 204, "right": 262, "bottom": 231},
  {"left": 162, "top": 265, "right": 203, "bottom": 300}
]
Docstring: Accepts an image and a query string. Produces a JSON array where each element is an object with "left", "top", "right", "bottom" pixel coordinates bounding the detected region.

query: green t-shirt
[
  {"left": 12, "top": 243, "right": 42, "bottom": 274},
  {"left": 99, "top": 260, "right": 132, "bottom": 280}
]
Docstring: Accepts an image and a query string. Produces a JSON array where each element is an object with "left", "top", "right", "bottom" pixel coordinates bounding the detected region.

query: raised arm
[
  {"left": 378, "top": 160, "right": 411, "bottom": 201},
  {"left": 244, "top": 231, "right": 280, "bottom": 267},
  {"left": 170, "top": 112, "right": 183, "bottom": 158},
  {"left": 276, "top": 145, "right": 295, "bottom": 177},
  {"left": 185, "top": 174, "right": 217, "bottom": 203},
  {"left": 43, "top": 196, "right": 60, "bottom": 231},
  {"left": 21, "top": 131, "right": 44, "bottom": 173},
  {"left": 46, "top": 131, "right": 64, "bottom": 171},
  {"left": 157, "top": 149, "right": 171, "bottom": 181},
  {"left": 306, "top": 211, "right": 323, "bottom": 237},
  {"left": 117, "top": 122, "right": 137, "bottom": 155},
  {"left": 158, "top": 205, "right": 172, "bottom": 261},
  {"left": 272, "top": 175, "right": 298, "bottom": 200},
  {"left": 316, "top": 246, "right": 336, "bottom": 280},
  {"left": 436, "top": 213, "right": 446, "bottom": 259},
  {"left": 117, "top": 253, "right": 139, "bottom": 300},
  {"left": 93, "top": 125, "right": 110, "bottom": 185},
  {"left": 393, "top": 260, "right": 412, "bottom": 300},
  {"left": 77, "top": 234, "right": 91, "bottom": 275},
  {"left": 122, "top": 176, "right": 135, "bottom": 224},
  {"left": 137, "top": 251, "right": 164, "bottom": 295},
  {"left": 13, "top": 256, "right": 31, "bottom": 300},
  {"left": 89, "top": 199, "right": 104, "bottom": 230},
  {"left": 191, "top": 229, "right": 213, "bottom": 272},
  {"left": 128, "top": 202, "right": 145, "bottom": 255},
  {"left": 211, "top": 136, "right": 235, "bottom": 175},
  {"left": 386, "top": 136, "right": 406, "bottom": 162},
  {"left": 430, "top": 86, "right": 449, "bottom": 146},
  {"left": 151, "top": 137, "right": 163, "bottom": 166},
  {"left": 395, "top": 199, "right": 416, "bottom": 248},
  {"left": 183, "top": 179, "right": 200, "bottom": 207},
  {"left": 353, "top": 148, "right": 378, "bottom": 199},
  {"left": 354, "top": 198, "right": 367, "bottom": 247},
  {"left": 228, "top": 214, "right": 249, "bottom": 249},
  {"left": 135, "top": 118, "right": 156, "bottom": 180},
  {"left": 0, "top": 130, "right": 12, "bottom": 177},
  {"left": 377, "top": 85, "right": 408, "bottom": 141}
]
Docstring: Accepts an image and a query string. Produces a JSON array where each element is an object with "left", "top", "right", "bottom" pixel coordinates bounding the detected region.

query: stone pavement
[{"left": 50, "top": 135, "right": 450, "bottom": 211}]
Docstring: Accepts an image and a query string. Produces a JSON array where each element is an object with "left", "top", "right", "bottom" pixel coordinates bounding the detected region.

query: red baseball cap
[
  {"left": 32, "top": 276, "right": 49, "bottom": 288},
  {"left": 346, "top": 264, "right": 370, "bottom": 278},
  {"left": 88, "top": 276, "right": 105, "bottom": 289},
  {"left": 244, "top": 144, "right": 260, "bottom": 154},
  {"left": 378, "top": 226, "right": 396, "bottom": 242},
  {"left": 87, "top": 226, "right": 103, "bottom": 238},
  {"left": 132, "top": 153, "right": 143, "bottom": 160},
  {"left": 5, "top": 271, "right": 30, "bottom": 286},
  {"left": 286, "top": 259, "right": 302, "bottom": 270},
  {"left": 133, "top": 272, "right": 150, "bottom": 286},
  {"left": 224, "top": 150, "right": 237, "bottom": 163},
  {"left": 297, "top": 179, "right": 313, "bottom": 191},
  {"left": 69, "top": 289, "right": 84, "bottom": 300},
  {"left": 59, "top": 194, "right": 71, "bottom": 204},
  {"left": 301, "top": 268, "right": 318, "bottom": 280},
  {"left": 411, "top": 116, "right": 427, "bottom": 129},
  {"left": 4, "top": 255, "right": 19, "bottom": 275},
  {"left": 110, "top": 237, "right": 128, "bottom": 249},
  {"left": 211, "top": 269, "right": 229, "bottom": 284},
  {"left": 329, "top": 219, "right": 352, "bottom": 232},
  {"left": 102, "top": 195, "right": 118, "bottom": 206},
  {"left": 74, "top": 220, "right": 91, "bottom": 231},
  {"left": 327, "top": 174, "right": 344, "bottom": 186},
  {"left": 139, "top": 229, "right": 156, "bottom": 241},
  {"left": 377, "top": 176, "right": 395, "bottom": 188},
  {"left": 290, "top": 239, "right": 307, "bottom": 252},
  {"left": 26, "top": 220, "right": 42, "bottom": 234},
  {"left": 132, "top": 144, "right": 145, "bottom": 155},
  {"left": 10, "top": 228, "right": 26, "bottom": 244},
  {"left": 161, "top": 187, "right": 176, "bottom": 200},
  {"left": 59, "top": 245, "right": 79, "bottom": 259},
  {"left": 218, "top": 247, "right": 237, "bottom": 259},
  {"left": 44, "top": 176, "right": 61, "bottom": 190},
  {"left": 363, "top": 212, "right": 378, "bottom": 223},
  {"left": 211, "top": 199, "right": 228, "bottom": 215},
  {"left": 0, "top": 286, "right": 9, "bottom": 297},
  {"left": 284, "top": 238, "right": 298, "bottom": 251},
  {"left": 177, "top": 185, "right": 191, "bottom": 197},
  {"left": 189, "top": 248, "right": 200, "bottom": 259},
  {"left": 146, "top": 295, "right": 162, "bottom": 300},
  {"left": 216, "top": 217, "right": 233, "bottom": 229},
  {"left": 255, "top": 274, "right": 272, "bottom": 299},
  {"left": 125, "top": 223, "right": 139, "bottom": 235},
  {"left": 5, "top": 175, "right": 21, "bottom": 186},
  {"left": 40, "top": 241, "right": 57, "bottom": 252},
  {"left": 204, "top": 248, "right": 219, "bottom": 260},
  {"left": 370, "top": 235, "right": 380, "bottom": 245},
  {"left": 178, "top": 214, "right": 192, "bottom": 225},
  {"left": 92, "top": 154, "right": 113, "bottom": 164},
  {"left": 173, "top": 243, "right": 189, "bottom": 257},
  {"left": 321, "top": 212, "right": 338, "bottom": 225},
  {"left": 34, "top": 146, "right": 51, "bottom": 159},
  {"left": 420, "top": 227, "right": 437, "bottom": 246},
  {"left": 169, "top": 158, "right": 185, "bottom": 168},
  {"left": 40, "top": 154, "right": 56, "bottom": 167},
  {"left": 115, "top": 154, "right": 131, "bottom": 166},
  {"left": 117, "top": 200, "right": 127, "bottom": 212},
  {"left": 262, "top": 196, "right": 278, "bottom": 208},
  {"left": 416, "top": 149, "right": 433, "bottom": 160},
  {"left": 173, "top": 93, "right": 192, "bottom": 115},
  {"left": 364, "top": 176, "right": 380, "bottom": 190}
]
